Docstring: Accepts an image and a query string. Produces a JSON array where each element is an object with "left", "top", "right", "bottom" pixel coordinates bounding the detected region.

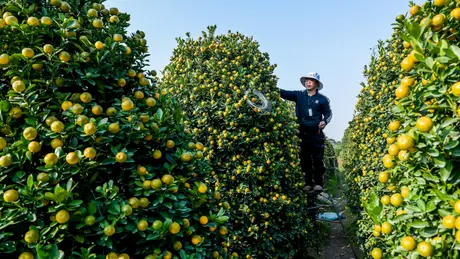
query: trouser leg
[
  {"left": 300, "top": 138, "right": 314, "bottom": 187},
  {"left": 311, "top": 143, "right": 325, "bottom": 187}
]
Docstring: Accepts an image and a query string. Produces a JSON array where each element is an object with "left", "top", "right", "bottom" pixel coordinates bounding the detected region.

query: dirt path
[{"left": 319, "top": 195, "right": 357, "bottom": 259}]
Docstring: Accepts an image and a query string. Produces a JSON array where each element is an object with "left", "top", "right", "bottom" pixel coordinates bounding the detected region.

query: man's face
[{"left": 305, "top": 78, "right": 318, "bottom": 90}]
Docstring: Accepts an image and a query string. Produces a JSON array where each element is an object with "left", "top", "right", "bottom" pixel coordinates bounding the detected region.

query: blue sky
[{"left": 105, "top": 0, "right": 422, "bottom": 141}]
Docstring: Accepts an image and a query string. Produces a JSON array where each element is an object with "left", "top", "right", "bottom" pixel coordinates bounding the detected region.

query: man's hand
[{"left": 319, "top": 121, "right": 326, "bottom": 129}]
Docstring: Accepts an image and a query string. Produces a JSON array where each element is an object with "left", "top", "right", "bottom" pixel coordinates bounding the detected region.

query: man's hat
[{"left": 300, "top": 72, "right": 323, "bottom": 90}]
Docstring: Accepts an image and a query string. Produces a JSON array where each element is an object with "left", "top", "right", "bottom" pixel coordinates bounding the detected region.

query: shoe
[
  {"left": 303, "top": 185, "right": 313, "bottom": 192},
  {"left": 313, "top": 185, "right": 323, "bottom": 192}
]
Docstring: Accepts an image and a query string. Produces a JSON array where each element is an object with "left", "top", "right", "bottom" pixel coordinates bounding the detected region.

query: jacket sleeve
[
  {"left": 322, "top": 96, "right": 332, "bottom": 124},
  {"left": 279, "top": 89, "right": 297, "bottom": 102}
]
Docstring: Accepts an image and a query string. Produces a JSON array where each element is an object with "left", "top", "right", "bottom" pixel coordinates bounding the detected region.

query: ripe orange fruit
[
  {"left": 388, "top": 144, "right": 399, "bottom": 156},
  {"left": 108, "top": 123, "right": 120, "bottom": 134},
  {"left": 146, "top": 97, "right": 156, "bottom": 107},
  {"left": 161, "top": 174, "right": 174, "bottom": 185},
  {"left": 454, "top": 200, "right": 460, "bottom": 214},
  {"left": 51, "top": 121, "right": 64, "bottom": 132},
  {"left": 397, "top": 134, "right": 414, "bottom": 150},
  {"left": 395, "top": 85, "right": 409, "bottom": 99},
  {"left": 137, "top": 220, "right": 149, "bottom": 231},
  {"left": 117, "top": 78, "right": 126, "bottom": 87},
  {"left": 84, "top": 122, "right": 97, "bottom": 135},
  {"left": 169, "top": 222, "right": 180, "bottom": 234},
  {"left": 87, "top": 8, "right": 98, "bottom": 17},
  {"left": 219, "top": 226, "right": 228, "bottom": 235},
  {"left": 137, "top": 166, "right": 148, "bottom": 176},
  {"left": 452, "top": 82, "right": 460, "bottom": 97},
  {"left": 398, "top": 150, "right": 410, "bottom": 161},
  {"left": 0, "top": 53, "right": 9, "bottom": 65},
  {"left": 113, "top": 34, "right": 123, "bottom": 42},
  {"left": 23, "top": 127, "right": 38, "bottom": 140},
  {"left": 59, "top": 51, "right": 71, "bottom": 62},
  {"left": 166, "top": 140, "right": 175, "bottom": 149},
  {"left": 0, "top": 137, "right": 6, "bottom": 150},
  {"left": 199, "top": 216, "right": 208, "bottom": 225},
  {"left": 371, "top": 248, "right": 382, "bottom": 259},
  {"left": 19, "top": 252, "right": 34, "bottom": 259},
  {"left": 95, "top": 41, "right": 105, "bottom": 50},
  {"left": 51, "top": 138, "right": 64, "bottom": 149},
  {"left": 80, "top": 92, "right": 92, "bottom": 103},
  {"left": 151, "top": 179, "right": 162, "bottom": 190},
  {"left": 56, "top": 210, "right": 70, "bottom": 224},
  {"left": 121, "top": 99, "right": 134, "bottom": 111},
  {"left": 5, "top": 15, "right": 18, "bottom": 26},
  {"left": 382, "top": 154, "right": 395, "bottom": 169},
  {"left": 12, "top": 80, "right": 26, "bottom": 92},
  {"left": 388, "top": 121, "right": 400, "bottom": 131},
  {"left": 451, "top": 8, "right": 460, "bottom": 20},
  {"left": 401, "top": 57, "right": 415, "bottom": 71},
  {"left": 28, "top": 141, "right": 41, "bottom": 153},
  {"left": 457, "top": 231, "right": 460, "bottom": 243},
  {"left": 180, "top": 152, "right": 192, "bottom": 162},
  {"left": 106, "top": 107, "right": 117, "bottom": 116},
  {"left": 115, "top": 152, "right": 127, "bottom": 163},
  {"left": 191, "top": 235, "right": 201, "bottom": 245},
  {"left": 3, "top": 189, "right": 19, "bottom": 202},
  {"left": 198, "top": 182, "right": 207, "bottom": 193},
  {"left": 104, "top": 225, "right": 116, "bottom": 236},
  {"left": 40, "top": 16, "right": 52, "bottom": 26},
  {"left": 84, "top": 147, "right": 97, "bottom": 159},
  {"left": 92, "top": 19, "right": 103, "bottom": 28},
  {"left": 106, "top": 252, "right": 118, "bottom": 259},
  {"left": 153, "top": 150, "right": 162, "bottom": 159},
  {"left": 22, "top": 48, "right": 34, "bottom": 58},
  {"left": 381, "top": 222, "right": 392, "bottom": 234},
  {"left": 92, "top": 105, "right": 103, "bottom": 115},
  {"left": 378, "top": 172, "right": 389, "bottom": 183},
  {"left": 381, "top": 195, "right": 390, "bottom": 205},
  {"left": 442, "top": 215, "right": 456, "bottom": 229},
  {"left": 432, "top": 14, "right": 445, "bottom": 27},
  {"left": 410, "top": 5, "right": 420, "bottom": 16},
  {"left": 61, "top": 101, "right": 73, "bottom": 111},
  {"left": 390, "top": 193, "right": 403, "bottom": 207},
  {"left": 401, "top": 76, "right": 415, "bottom": 87},
  {"left": 24, "top": 229, "right": 39, "bottom": 243},
  {"left": 134, "top": 91, "right": 144, "bottom": 99},
  {"left": 66, "top": 152, "right": 79, "bottom": 165},
  {"left": 401, "top": 236, "right": 416, "bottom": 251},
  {"left": 139, "top": 197, "right": 149, "bottom": 208},
  {"left": 139, "top": 78, "right": 150, "bottom": 86},
  {"left": 416, "top": 117, "right": 433, "bottom": 132},
  {"left": 433, "top": 0, "right": 446, "bottom": 7},
  {"left": 401, "top": 186, "right": 410, "bottom": 198},
  {"left": 417, "top": 241, "right": 433, "bottom": 257}
]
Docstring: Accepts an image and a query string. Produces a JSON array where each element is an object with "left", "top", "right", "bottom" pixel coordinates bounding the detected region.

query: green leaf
[
  {"left": 390, "top": 214, "right": 414, "bottom": 224},
  {"left": 450, "top": 45, "right": 460, "bottom": 60},
  {"left": 154, "top": 108, "right": 164, "bottom": 122},
  {"left": 441, "top": 118, "right": 457, "bottom": 128},
  {"left": 419, "top": 227, "right": 438, "bottom": 238},
  {"left": 416, "top": 200, "right": 426, "bottom": 212},
  {"left": 88, "top": 202, "right": 97, "bottom": 215},
  {"left": 74, "top": 235, "right": 85, "bottom": 243},
  {"left": 27, "top": 174, "right": 34, "bottom": 188},
  {"left": 422, "top": 172, "right": 439, "bottom": 182},
  {"left": 410, "top": 219, "right": 429, "bottom": 229},
  {"left": 427, "top": 148, "right": 439, "bottom": 157},
  {"left": 69, "top": 200, "right": 83, "bottom": 207},
  {"left": 445, "top": 140, "right": 459, "bottom": 150},
  {"left": 433, "top": 155, "right": 446, "bottom": 168},
  {"left": 426, "top": 200, "right": 436, "bottom": 213},
  {"left": 425, "top": 57, "right": 434, "bottom": 69},
  {"left": 0, "top": 101, "right": 11, "bottom": 112}
]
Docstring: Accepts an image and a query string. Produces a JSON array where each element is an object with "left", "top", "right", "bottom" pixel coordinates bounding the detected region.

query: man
[{"left": 280, "top": 72, "right": 332, "bottom": 192}]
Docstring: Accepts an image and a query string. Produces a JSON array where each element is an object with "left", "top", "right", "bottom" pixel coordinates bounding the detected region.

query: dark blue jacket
[{"left": 280, "top": 89, "right": 332, "bottom": 134}]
